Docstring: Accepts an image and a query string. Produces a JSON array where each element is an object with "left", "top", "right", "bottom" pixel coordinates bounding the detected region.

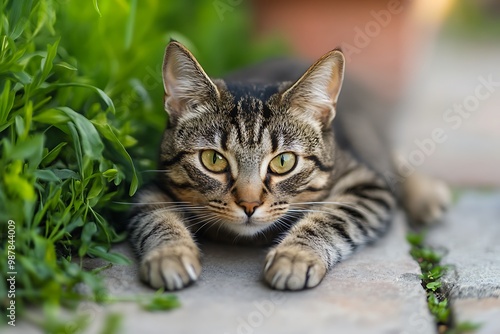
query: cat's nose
[{"left": 238, "top": 201, "right": 261, "bottom": 217}]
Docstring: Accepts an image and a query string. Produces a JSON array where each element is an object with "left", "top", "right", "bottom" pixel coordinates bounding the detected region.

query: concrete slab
[
  {"left": 427, "top": 191, "right": 500, "bottom": 299},
  {"left": 453, "top": 298, "right": 500, "bottom": 334},
  {"left": 426, "top": 191, "right": 500, "bottom": 332},
  {"left": 5, "top": 212, "right": 435, "bottom": 334}
]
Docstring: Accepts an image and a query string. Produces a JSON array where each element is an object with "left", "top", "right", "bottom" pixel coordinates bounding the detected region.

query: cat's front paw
[
  {"left": 140, "top": 243, "right": 201, "bottom": 290},
  {"left": 264, "top": 245, "right": 326, "bottom": 290}
]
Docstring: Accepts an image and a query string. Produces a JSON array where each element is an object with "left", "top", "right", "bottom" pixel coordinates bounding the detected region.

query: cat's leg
[
  {"left": 128, "top": 184, "right": 201, "bottom": 290},
  {"left": 264, "top": 168, "right": 396, "bottom": 290}
]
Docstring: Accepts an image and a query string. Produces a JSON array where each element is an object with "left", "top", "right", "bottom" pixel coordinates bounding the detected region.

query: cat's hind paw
[
  {"left": 264, "top": 245, "right": 326, "bottom": 290},
  {"left": 140, "top": 243, "right": 201, "bottom": 290},
  {"left": 403, "top": 173, "right": 451, "bottom": 226}
]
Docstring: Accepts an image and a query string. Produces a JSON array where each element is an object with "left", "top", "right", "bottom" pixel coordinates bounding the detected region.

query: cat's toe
[
  {"left": 140, "top": 244, "right": 201, "bottom": 290},
  {"left": 264, "top": 246, "right": 326, "bottom": 290}
]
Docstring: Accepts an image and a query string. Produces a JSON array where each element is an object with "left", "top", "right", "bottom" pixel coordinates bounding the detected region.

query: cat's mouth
[
  {"left": 198, "top": 201, "right": 288, "bottom": 237},
  {"left": 212, "top": 213, "right": 277, "bottom": 236},
  {"left": 220, "top": 218, "right": 272, "bottom": 236}
]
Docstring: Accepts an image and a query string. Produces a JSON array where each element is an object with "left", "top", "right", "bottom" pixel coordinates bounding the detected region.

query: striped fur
[{"left": 128, "top": 41, "right": 448, "bottom": 291}]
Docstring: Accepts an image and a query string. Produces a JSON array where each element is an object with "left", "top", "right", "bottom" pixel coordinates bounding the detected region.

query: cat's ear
[
  {"left": 282, "top": 49, "right": 345, "bottom": 127},
  {"left": 162, "top": 41, "right": 219, "bottom": 123}
]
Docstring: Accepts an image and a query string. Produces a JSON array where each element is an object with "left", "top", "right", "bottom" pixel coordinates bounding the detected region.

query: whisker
[
  {"left": 114, "top": 201, "right": 192, "bottom": 206},
  {"left": 288, "top": 209, "right": 349, "bottom": 217},
  {"left": 232, "top": 233, "right": 242, "bottom": 244},
  {"left": 281, "top": 210, "right": 304, "bottom": 220},
  {"left": 200, "top": 216, "right": 221, "bottom": 235},
  {"left": 290, "top": 201, "right": 370, "bottom": 217},
  {"left": 150, "top": 206, "right": 208, "bottom": 212},
  {"left": 185, "top": 215, "right": 215, "bottom": 226},
  {"left": 183, "top": 212, "right": 213, "bottom": 225},
  {"left": 184, "top": 211, "right": 215, "bottom": 224},
  {"left": 140, "top": 170, "right": 170, "bottom": 173},
  {"left": 280, "top": 213, "right": 300, "bottom": 225},
  {"left": 141, "top": 206, "right": 209, "bottom": 219},
  {"left": 193, "top": 214, "right": 220, "bottom": 234},
  {"left": 185, "top": 218, "right": 210, "bottom": 230},
  {"left": 215, "top": 220, "right": 226, "bottom": 238},
  {"left": 269, "top": 218, "right": 288, "bottom": 234}
]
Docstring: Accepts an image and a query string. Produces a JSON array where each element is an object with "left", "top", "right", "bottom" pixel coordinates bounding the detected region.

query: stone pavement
[
  {"left": 7, "top": 191, "right": 500, "bottom": 334},
  {"left": 8, "top": 212, "right": 435, "bottom": 334},
  {"left": 76, "top": 191, "right": 500, "bottom": 334},
  {"left": 92, "top": 212, "right": 434, "bottom": 334},
  {"left": 428, "top": 191, "right": 500, "bottom": 333},
  {"left": 78, "top": 214, "right": 434, "bottom": 334}
]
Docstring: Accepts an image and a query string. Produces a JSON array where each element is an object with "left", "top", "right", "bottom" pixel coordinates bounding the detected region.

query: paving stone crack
[{"left": 406, "top": 230, "right": 471, "bottom": 333}]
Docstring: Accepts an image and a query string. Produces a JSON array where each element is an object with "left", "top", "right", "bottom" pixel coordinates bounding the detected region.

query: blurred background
[{"left": 55, "top": 0, "right": 500, "bottom": 187}]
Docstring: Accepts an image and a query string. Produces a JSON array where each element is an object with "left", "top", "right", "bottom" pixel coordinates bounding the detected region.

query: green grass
[{"left": 0, "top": 0, "right": 287, "bottom": 329}]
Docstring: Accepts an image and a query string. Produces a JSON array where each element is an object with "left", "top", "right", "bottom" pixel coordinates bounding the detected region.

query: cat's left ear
[
  {"left": 282, "top": 49, "right": 345, "bottom": 127},
  {"left": 162, "top": 41, "right": 220, "bottom": 124}
]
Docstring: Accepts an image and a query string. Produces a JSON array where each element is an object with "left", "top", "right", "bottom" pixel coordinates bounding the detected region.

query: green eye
[
  {"left": 269, "top": 152, "right": 296, "bottom": 174},
  {"left": 200, "top": 150, "right": 228, "bottom": 173}
]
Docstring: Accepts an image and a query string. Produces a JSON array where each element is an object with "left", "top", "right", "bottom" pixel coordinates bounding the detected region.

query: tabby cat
[{"left": 128, "top": 41, "right": 450, "bottom": 291}]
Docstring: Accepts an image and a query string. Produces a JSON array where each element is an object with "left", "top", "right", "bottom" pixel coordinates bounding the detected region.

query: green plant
[
  {"left": 407, "top": 232, "right": 481, "bottom": 333},
  {"left": 0, "top": 0, "right": 139, "bottom": 320},
  {"left": 407, "top": 232, "right": 451, "bottom": 325},
  {"left": 447, "top": 321, "right": 482, "bottom": 334},
  {"left": 1, "top": 0, "right": 288, "bottom": 327}
]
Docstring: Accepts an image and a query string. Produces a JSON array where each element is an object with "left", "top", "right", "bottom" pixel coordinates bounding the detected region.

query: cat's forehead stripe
[
  {"left": 231, "top": 96, "right": 264, "bottom": 146},
  {"left": 225, "top": 83, "right": 279, "bottom": 148},
  {"left": 225, "top": 82, "right": 280, "bottom": 101}
]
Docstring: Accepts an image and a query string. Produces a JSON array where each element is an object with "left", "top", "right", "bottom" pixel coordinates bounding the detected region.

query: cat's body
[{"left": 128, "top": 41, "right": 449, "bottom": 291}]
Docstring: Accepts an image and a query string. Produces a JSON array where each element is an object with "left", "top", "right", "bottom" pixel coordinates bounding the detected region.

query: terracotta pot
[{"left": 251, "top": 0, "right": 454, "bottom": 100}]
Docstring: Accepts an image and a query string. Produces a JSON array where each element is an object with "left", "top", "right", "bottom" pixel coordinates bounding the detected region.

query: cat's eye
[
  {"left": 200, "top": 150, "right": 228, "bottom": 173},
  {"left": 269, "top": 152, "right": 296, "bottom": 175}
]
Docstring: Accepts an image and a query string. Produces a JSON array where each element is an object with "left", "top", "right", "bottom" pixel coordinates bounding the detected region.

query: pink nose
[{"left": 238, "top": 201, "right": 261, "bottom": 217}]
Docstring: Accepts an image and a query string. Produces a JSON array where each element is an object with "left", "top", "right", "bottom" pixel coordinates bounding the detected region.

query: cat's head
[{"left": 160, "top": 41, "right": 344, "bottom": 237}]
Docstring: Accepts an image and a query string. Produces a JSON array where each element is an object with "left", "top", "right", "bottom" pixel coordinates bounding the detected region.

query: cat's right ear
[
  {"left": 162, "top": 41, "right": 220, "bottom": 125},
  {"left": 282, "top": 49, "right": 345, "bottom": 128}
]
